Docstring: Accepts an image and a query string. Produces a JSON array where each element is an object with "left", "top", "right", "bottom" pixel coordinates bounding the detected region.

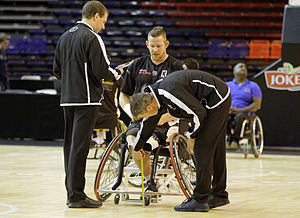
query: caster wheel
[
  {"left": 114, "top": 194, "right": 120, "bottom": 204},
  {"left": 123, "top": 193, "right": 129, "bottom": 200}
]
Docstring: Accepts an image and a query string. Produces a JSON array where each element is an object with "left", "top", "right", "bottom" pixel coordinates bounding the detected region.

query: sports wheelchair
[
  {"left": 94, "top": 131, "right": 196, "bottom": 206},
  {"left": 228, "top": 113, "right": 264, "bottom": 158}
]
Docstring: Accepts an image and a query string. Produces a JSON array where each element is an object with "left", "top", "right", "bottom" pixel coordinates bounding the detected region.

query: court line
[{"left": 0, "top": 203, "right": 18, "bottom": 215}]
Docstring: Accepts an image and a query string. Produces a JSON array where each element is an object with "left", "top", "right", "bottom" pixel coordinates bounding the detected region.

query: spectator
[
  {"left": 53, "top": 1, "right": 122, "bottom": 208},
  {"left": 226, "top": 63, "right": 262, "bottom": 149},
  {"left": 0, "top": 32, "right": 10, "bottom": 91}
]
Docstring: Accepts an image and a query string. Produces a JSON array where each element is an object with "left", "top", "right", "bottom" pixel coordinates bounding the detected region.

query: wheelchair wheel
[
  {"left": 251, "top": 116, "right": 264, "bottom": 158},
  {"left": 94, "top": 132, "right": 126, "bottom": 201},
  {"left": 169, "top": 133, "right": 196, "bottom": 199}
]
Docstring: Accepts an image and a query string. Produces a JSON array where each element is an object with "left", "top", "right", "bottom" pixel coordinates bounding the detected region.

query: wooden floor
[{"left": 0, "top": 144, "right": 300, "bottom": 218}]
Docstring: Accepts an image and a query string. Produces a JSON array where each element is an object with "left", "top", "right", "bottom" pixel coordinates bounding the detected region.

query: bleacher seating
[{"left": 0, "top": 0, "right": 287, "bottom": 80}]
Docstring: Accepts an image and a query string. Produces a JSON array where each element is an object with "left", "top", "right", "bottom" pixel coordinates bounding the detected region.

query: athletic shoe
[
  {"left": 174, "top": 197, "right": 209, "bottom": 212},
  {"left": 208, "top": 196, "right": 230, "bottom": 209}
]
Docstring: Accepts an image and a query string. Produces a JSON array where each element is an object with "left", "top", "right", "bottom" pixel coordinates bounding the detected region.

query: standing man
[
  {"left": 0, "top": 32, "right": 10, "bottom": 91},
  {"left": 53, "top": 1, "right": 122, "bottom": 208},
  {"left": 226, "top": 63, "right": 262, "bottom": 149},
  {"left": 119, "top": 26, "right": 186, "bottom": 186},
  {"left": 130, "top": 70, "right": 231, "bottom": 212}
]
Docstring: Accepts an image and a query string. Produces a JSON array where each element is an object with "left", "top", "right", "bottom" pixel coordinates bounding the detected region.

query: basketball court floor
[{"left": 0, "top": 143, "right": 299, "bottom": 218}]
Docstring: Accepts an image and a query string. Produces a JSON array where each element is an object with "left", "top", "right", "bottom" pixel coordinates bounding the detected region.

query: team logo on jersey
[
  {"left": 138, "top": 69, "right": 151, "bottom": 75},
  {"left": 265, "top": 62, "right": 300, "bottom": 91},
  {"left": 69, "top": 26, "right": 78, "bottom": 32},
  {"left": 161, "top": 70, "right": 168, "bottom": 78}
]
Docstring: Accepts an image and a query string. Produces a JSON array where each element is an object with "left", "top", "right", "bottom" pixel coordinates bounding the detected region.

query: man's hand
[
  {"left": 229, "top": 106, "right": 240, "bottom": 115},
  {"left": 187, "top": 138, "right": 195, "bottom": 155}
]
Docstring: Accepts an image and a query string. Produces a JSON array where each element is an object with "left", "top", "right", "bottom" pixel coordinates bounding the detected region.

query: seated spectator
[
  {"left": 0, "top": 32, "right": 10, "bottom": 91},
  {"left": 226, "top": 63, "right": 262, "bottom": 149}
]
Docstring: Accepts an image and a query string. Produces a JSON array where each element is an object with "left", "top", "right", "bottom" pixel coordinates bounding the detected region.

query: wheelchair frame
[
  {"left": 94, "top": 132, "right": 196, "bottom": 206},
  {"left": 239, "top": 114, "right": 264, "bottom": 158}
]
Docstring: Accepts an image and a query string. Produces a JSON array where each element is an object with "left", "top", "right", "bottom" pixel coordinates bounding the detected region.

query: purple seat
[
  {"left": 121, "top": 51, "right": 140, "bottom": 57},
  {"left": 228, "top": 41, "right": 249, "bottom": 59},
  {"left": 26, "top": 61, "right": 45, "bottom": 66},
  {"left": 121, "top": 1, "right": 139, "bottom": 8},
  {"left": 59, "top": 20, "right": 76, "bottom": 25},
  {"left": 137, "top": 20, "right": 154, "bottom": 26},
  {"left": 207, "top": 40, "right": 228, "bottom": 59},
  {"left": 155, "top": 20, "right": 173, "bottom": 27},
  {"left": 29, "top": 29, "right": 46, "bottom": 34},
  {"left": 118, "top": 20, "right": 135, "bottom": 26},
  {"left": 133, "top": 41, "right": 145, "bottom": 47},
  {"left": 6, "top": 38, "right": 26, "bottom": 54},
  {"left": 47, "top": 29, "right": 64, "bottom": 35},
  {"left": 125, "top": 31, "right": 143, "bottom": 37},
  {"left": 148, "top": 10, "right": 165, "bottom": 17},
  {"left": 130, "top": 10, "right": 147, "bottom": 16},
  {"left": 110, "top": 10, "right": 128, "bottom": 16},
  {"left": 114, "top": 41, "right": 132, "bottom": 47},
  {"left": 27, "top": 38, "right": 46, "bottom": 54},
  {"left": 103, "top": 1, "right": 121, "bottom": 8},
  {"left": 106, "top": 30, "right": 123, "bottom": 36},
  {"left": 42, "top": 20, "right": 58, "bottom": 25},
  {"left": 7, "top": 60, "right": 25, "bottom": 65}
]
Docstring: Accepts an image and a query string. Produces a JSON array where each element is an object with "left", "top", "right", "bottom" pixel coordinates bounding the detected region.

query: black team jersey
[{"left": 121, "top": 54, "right": 186, "bottom": 95}]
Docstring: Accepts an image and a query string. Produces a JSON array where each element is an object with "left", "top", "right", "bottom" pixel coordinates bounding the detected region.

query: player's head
[
  {"left": 0, "top": 32, "right": 10, "bottom": 50},
  {"left": 233, "top": 63, "right": 248, "bottom": 81},
  {"left": 82, "top": 1, "right": 108, "bottom": 33},
  {"left": 146, "top": 26, "right": 169, "bottom": 64},
  {"left": 130, "top": 92, "right": 159, "bottom": 120},
  {"left": 183, "top": 58, "right": 199, "bottom": 70}
]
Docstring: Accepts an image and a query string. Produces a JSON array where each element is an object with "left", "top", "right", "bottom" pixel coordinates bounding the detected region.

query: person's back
[{"left": 54, "top": 22, "right": 116, "bottom": 105}]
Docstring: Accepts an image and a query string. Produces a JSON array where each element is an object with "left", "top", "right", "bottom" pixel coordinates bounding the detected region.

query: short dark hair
[
  {"left": 0, "top": 32, "right": 10, "bottom": 43},
  {"left": 82, "top": 1, "right": 108, "bottom": 19},
  {"left": 130, "top": 92, "right": 153, "bottom": 118},
  {"left": 148, "top": 26, "right": 167, "bottom": 41},
  {"left": 183, "top": 58, "right": 199, "bottom": 70}
]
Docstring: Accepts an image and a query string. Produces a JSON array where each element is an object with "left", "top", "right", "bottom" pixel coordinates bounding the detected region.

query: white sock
[{"left": 144, "top": 175, "right": 150, "bottom": 182}]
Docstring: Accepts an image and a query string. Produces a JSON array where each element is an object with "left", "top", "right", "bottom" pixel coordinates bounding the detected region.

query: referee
[{"left": 53, "top": 1, "right": 121, "bottom": 208}]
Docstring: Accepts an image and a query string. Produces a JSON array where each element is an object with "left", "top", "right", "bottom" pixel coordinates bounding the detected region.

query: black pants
[
  {"left": 63, "top": 106, "right": 98, "bottom": 202},
  {"left": 193, "top": 94, "right": 231, "bottom": 202},
  {"left": 227, "top": 112, "right": 249, "bottom": 142}
]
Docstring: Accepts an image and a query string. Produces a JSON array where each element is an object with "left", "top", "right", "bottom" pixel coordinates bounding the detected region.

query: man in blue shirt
[{"left": 226, "top": 63, "right": 262, "bottom": 149}]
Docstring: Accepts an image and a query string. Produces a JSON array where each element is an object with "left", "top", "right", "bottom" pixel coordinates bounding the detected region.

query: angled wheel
[
  {"left": 169, "top": 133, "right": 196, "bottom": 199},
  {"left": 94, "top": 132, "right": 126, "bottom": 201},
  {"left": 251, "top": 116, "right": 264, "bottom": 158}
]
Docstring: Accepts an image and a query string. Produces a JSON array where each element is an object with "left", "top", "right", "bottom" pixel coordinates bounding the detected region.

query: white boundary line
[{"left": 0, "top": 203, "right": 18, "bottom": 215}]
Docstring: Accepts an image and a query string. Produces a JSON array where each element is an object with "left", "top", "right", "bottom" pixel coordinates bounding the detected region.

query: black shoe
[
  {"left": 208, "top": 196, "right": 230, "bottom": 209},
  {"left": 174, "top": 198, "right": 209, "bottom": 212},
  {"left": 68, "top": 197, "right": 102, "bottom": 208}
]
